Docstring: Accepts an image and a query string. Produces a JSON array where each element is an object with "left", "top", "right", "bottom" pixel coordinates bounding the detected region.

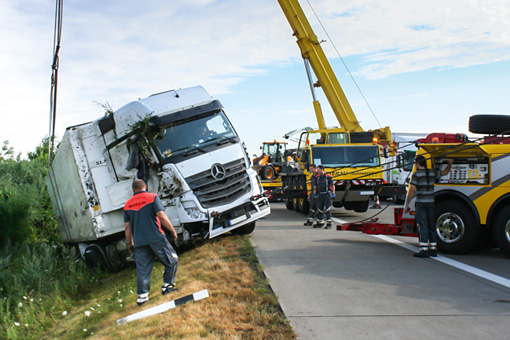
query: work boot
[
  {"left": 161, "top": 283, "right": 176, "bottom": 296},
  {"left": 413, "top": 250, "right": 429, "bottom": 258},
  {"left": 429, "top": 248, "right": 438, "bottom": 257},
  {"left": 303, "top": 219, "right": 313, "bottom": 226}
]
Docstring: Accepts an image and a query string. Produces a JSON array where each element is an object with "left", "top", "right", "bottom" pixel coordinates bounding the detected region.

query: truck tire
[
  {"left": 293, "top": 198, "right": 302, "bottom": 212},
  {"left": 230, "top": 222, "right": 256, "bottom": 235},
  {"left": 105, "top": 243, "right": 127, "bottom": 272},
  {"left": 84, "top": 244, "right": 109, "bottom": 272},
  {"left": 333, "top": 201, "right": 343, "bottom": 208},
  {"left": 435, "top": 200, "right": 480, "bottom": 254},
  {"left": 261, "top": 165, "right": 276, "bottom": 180},
  {"left": 469, "top": 114, "right": 510, "bottom": 135},
  {"left": 285, "top": 199, "right": 294, "bottom": 210},
  {"left": 354, "top": 201, "right": 369, "bottom": 213},
  {"left": 492, "top": 209, "right": 510, "bottom": 257},
  {"left": 344, "top": 201, "right": 369, "bottom": 213},
  {"left": 300, "top": 197, "right": 310, "bottom": 214}
]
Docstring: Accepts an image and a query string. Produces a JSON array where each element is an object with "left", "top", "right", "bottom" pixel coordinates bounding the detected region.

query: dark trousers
[
  {"left": 415, "top": 203, "right": 437, "bottom": 248},
  {"left": 134, "top": 238, "right": 178, "bottom": 295},
  {"left": 316, "top": 193, "right": 332, "bottom": 223},
  {"left": 307, "top": 196, "right": 317, "bottom": 220}
]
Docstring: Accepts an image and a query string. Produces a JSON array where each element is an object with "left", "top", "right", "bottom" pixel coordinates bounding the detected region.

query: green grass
[{"left": 1, "top": 235, "right": 296, "bottom": 340}]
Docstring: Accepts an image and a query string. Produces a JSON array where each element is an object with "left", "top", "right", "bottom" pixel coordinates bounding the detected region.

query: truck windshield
[
  {"left": 311, "top": 145, "right": 380, "bottom": 167},
  {"left": 156, "top": 110, "right": 237, "bottom": 159},
  {"left": 402, "top": 150, "right": 416, "bottom": 172}
]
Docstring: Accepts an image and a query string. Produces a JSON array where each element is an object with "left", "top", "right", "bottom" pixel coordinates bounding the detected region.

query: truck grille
[{"left": 186, "top": 158, "right": 251, "bottom": 208}]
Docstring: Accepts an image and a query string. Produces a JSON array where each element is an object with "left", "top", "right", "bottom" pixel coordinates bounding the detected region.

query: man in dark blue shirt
[
  {"left": 313, "top": 165, "right": 336, "bottom": 229},
  {"left": 124, "top": 179, "right": 179, "bottom": 306},
  {"left": 304, "top": 164, "right": 319, "bottom": 226}
]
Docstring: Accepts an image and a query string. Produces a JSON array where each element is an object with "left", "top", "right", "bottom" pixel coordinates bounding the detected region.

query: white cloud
[
  {"left": 306, "top": 0, "right": 510, "bottom": 78},
  {"left": 1, "top": 0, "right": 509, "bottom": 155}
]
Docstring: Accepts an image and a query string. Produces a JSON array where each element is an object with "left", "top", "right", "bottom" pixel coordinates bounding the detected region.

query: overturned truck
[{"left": 47, "top": 86, "right": 270, "bottom": 270}]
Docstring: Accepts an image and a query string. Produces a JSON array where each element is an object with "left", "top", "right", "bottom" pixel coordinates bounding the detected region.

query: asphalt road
[{"left": 251, "top": 201, "right": 510, "bottom": 340}]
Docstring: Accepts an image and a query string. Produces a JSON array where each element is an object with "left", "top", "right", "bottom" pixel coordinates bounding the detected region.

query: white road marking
[
  {"left": 333, "top": 216, "right": 510, "bottom": 289},
  {"left": 373, "top": 235, "right": 510, "bottom": 289}
]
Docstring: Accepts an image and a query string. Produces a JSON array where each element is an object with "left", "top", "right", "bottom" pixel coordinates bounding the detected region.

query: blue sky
[{"left": 1, "top": 0, "right": 509, "bottom": 157}]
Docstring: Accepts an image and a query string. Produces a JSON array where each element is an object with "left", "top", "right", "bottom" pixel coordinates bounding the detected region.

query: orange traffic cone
[{"left": 371, "top": 195, "right": 381, "bottom": 209}]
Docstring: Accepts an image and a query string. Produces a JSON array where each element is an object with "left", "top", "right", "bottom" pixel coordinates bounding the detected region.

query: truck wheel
[
  {"left": 345, "top": 201, "right": 369, "bottom": 212},
  {"left": 435, "top": 200, "right": 480, "bottom": 254},
  {"left": 354, "top": 201, "right": 369, "bottom": 213},
  {"left": 105, "top": 243, "right": 126, "bottom": 272},
  {"left": 285, "top": 199, "right": 294, "bottom": 210},
  {"left": 469, "top": 114, "right": 510, "bottom": 135},
  {"left": 230, "top": 222, "right": 256, "bottom": 235},
  {"left": 332, "top": 202, "right": 343, "bottom": 208},
  {"left": 300, "top": 197, "right": 310, "bottom": 214},
  {"left": 492, "top": 209, "right": 510, "bottom": 257},
  {"left": 261, "top": 165, "right": 276, "bottom": 180},
  {"left": 293, "top": 198, "right": 302, "bottom": 212},
  {"left": 84, "top": 244, "right": 109, "bottom": 272}
]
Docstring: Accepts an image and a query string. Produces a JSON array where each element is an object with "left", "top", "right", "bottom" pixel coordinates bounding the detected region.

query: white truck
[
  {"left": 46, "top": 86, "right": 270, "bottom": 271},
  {"left": 380, "top": 133, "right": 425, "bottom": 203}
]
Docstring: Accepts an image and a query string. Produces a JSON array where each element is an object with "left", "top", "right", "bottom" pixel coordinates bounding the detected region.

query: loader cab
[{"left": 262, "top": 141, "right": 287, "bottom": 164}]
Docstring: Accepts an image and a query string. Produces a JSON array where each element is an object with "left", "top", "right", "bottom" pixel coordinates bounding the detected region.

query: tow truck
[
  {"left": 339, "top": 115, "right": 510, "bottom": 257},
  {"left": 276, "top": 0, "right": 397, "bottom": 214}
]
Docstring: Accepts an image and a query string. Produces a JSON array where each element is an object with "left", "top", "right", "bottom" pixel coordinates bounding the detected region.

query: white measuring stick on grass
[{"left": 117, "top": 289, "right": 209, "bottom": 325}]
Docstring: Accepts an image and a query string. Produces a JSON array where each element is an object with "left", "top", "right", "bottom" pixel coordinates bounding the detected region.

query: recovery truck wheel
[
  {"left": 230, "top": 222, "right": 256, "bottom": 235},
  {"left": 261, "top": 165, "right": 276, "bottom": 180},
  {"left": 435, "top": 200, "right": 480, "bottom": 254},
  {"left": 492, "top": 209, "right": 510, "bottom": 257},
  {"left": 469, "top": 114, "right": 510, "bottom": 135}
]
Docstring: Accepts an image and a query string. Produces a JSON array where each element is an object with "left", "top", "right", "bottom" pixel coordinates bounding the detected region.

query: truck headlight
[
  {"left": 182, "top": 200, "right": 203, "bottom": 219},
  {"left": 186, "top": 208, "right": 202, "bottom": 219}
]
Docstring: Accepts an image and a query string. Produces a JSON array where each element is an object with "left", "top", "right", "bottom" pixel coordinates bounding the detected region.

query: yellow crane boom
[{"left": 278, "top": 0, "right": 364, "bottom": 133}]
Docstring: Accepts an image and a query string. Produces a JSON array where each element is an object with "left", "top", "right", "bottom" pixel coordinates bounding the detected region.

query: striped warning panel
[{"left": 116, "top": 289, "right": 209, "bottom": 325}]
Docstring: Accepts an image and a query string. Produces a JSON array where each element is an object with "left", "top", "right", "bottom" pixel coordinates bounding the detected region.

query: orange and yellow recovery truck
[{"left": 339, "top": 115, "right": 510, "bottom": 257}]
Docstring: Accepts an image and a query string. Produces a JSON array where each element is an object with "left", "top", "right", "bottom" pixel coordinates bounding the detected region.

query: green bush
[
  {"left": 0, "top": 139, "right": 59, "bottom": 248},
  {"left": 0, "top": 139, "right": 96, "bottom": 339}
]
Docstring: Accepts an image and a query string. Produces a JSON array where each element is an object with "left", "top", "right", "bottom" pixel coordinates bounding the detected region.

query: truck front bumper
[{"left": 208, "top": 197, "right": 270, "bottom": 238}]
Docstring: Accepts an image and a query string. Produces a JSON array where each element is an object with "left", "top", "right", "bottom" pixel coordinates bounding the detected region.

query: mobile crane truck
[
  {"left": 339, "top": 114, "right": 510, "bottom": 257},
  {"left": 277, "top": 0, "right": 398, "bottom": 214},
  {"left": 46, "top": 86, "right": 271, "bottom": 270}
]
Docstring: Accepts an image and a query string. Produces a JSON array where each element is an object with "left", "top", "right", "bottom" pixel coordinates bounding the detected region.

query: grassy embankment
[{"left": 1, "top": 235, "right": 296, "bottom": 340}]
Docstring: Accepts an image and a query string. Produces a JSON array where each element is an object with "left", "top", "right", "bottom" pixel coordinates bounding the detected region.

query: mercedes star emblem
[{"left": 211, "top": 164, "right": 226, "bottom": 180}]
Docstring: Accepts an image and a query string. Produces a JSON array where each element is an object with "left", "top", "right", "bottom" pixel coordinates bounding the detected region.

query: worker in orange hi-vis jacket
[{"left": 124, "top": 179, "right": 179, "bottom": 306}]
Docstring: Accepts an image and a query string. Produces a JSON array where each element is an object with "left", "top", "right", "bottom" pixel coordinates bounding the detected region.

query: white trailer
[{"left": 47, "top": 86, "right": 270, "bottom": 270}]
